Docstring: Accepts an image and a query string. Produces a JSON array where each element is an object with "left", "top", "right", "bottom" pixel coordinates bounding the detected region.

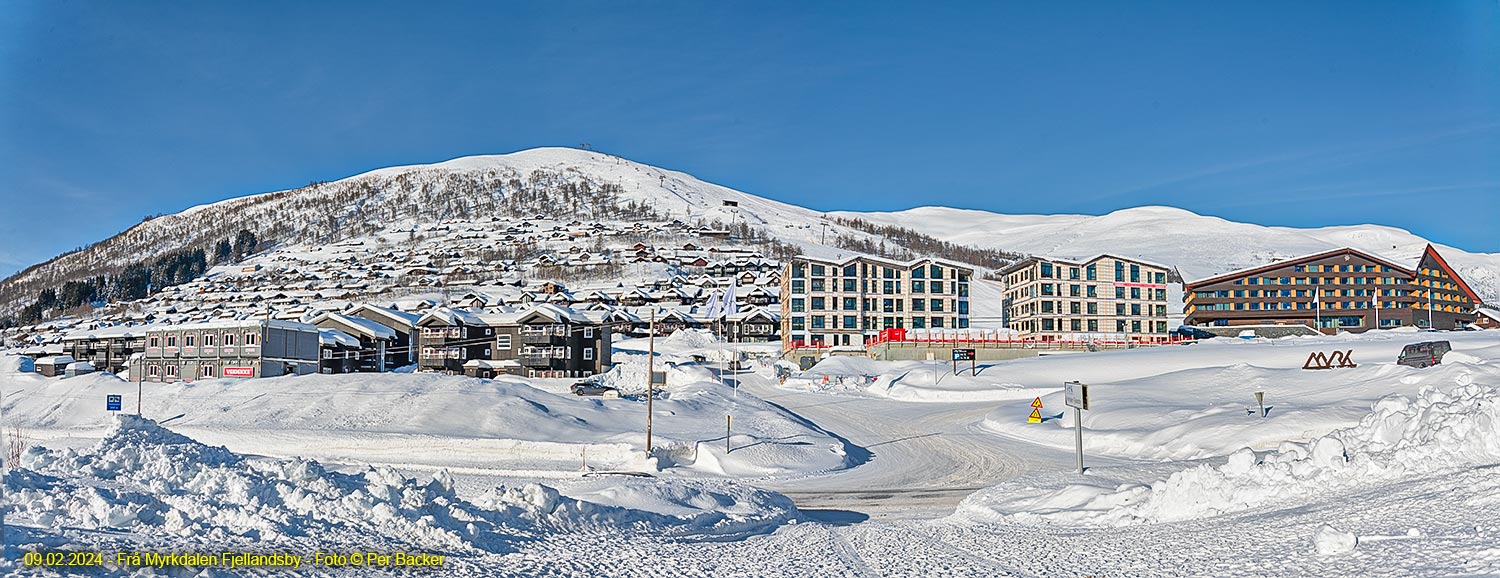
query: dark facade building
[
  {"left": 1184, "top": 245, "right": 1479, "bottom": 333},
  {"left": 416, "top": 304, "right": 612, "bottom": 379},
  {"left": 62, "top": 325, "right": 149, "bottom": 374},
  {"left": 309, "top": 312, "right": 397, "bottom": 372},
  {"left": 344, "top": 304, "right": 420, "bottom": 369}
]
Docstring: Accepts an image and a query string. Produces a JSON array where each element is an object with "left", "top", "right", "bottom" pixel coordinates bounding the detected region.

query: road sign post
[
  {"left": 1064, "top": 381, "right": 1090, "bottom": 474},
  {"left": 952, "top": 349, "right": 976, "bottom": 376}
]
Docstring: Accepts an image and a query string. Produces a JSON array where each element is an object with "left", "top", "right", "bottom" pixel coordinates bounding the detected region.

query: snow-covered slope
[{"left": 834, "top": 205, "right": 1500, "bottom": 302}]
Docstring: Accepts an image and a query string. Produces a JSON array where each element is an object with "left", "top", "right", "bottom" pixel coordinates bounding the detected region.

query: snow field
[
  {"left": 0, "top": 358, "right": 853, "bottom": 479},
  {"left": 958, "top": 365, "right": 1500, "bottom": 527}
]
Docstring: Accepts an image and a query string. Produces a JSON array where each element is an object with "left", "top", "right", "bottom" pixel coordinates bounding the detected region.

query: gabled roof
[
  {"left": 791, "top": 254, "right": 975, "bottom": 273},
  {"left": 1184, "top": 247, "right": 1414, "bottom": 290},
  {"left": 1418, "top": 244, "right": 1481, "bottom": 303},
  {"left": 311, "top": 312, "right": 397, "bottom": 340}
]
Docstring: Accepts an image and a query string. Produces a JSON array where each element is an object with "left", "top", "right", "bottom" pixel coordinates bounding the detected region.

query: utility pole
[{"left": 646, "top": 309, "right": 656, "bottom": 453}]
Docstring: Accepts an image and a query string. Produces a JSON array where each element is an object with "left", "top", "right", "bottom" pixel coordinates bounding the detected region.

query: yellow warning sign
[
  {"left": 1027, "top": 408, "right": 1043, "bottom": 423},
  {"left": 1030, "top": 397, "right": 1044, "bottom": 409}
]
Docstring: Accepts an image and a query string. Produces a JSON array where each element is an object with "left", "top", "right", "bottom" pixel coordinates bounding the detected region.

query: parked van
[{"left": 1397, "top": 341, "right": 1451, "bottom": 369}]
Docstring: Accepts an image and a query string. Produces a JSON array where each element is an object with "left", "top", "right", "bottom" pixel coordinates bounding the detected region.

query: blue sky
[{"left": 1, "top": 1, "right": 1496, "bottom": 277}]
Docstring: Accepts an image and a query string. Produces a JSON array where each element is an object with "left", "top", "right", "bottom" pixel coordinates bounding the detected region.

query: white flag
[
  {"left": 721, "top": 280, "right": 738, "bottom": 317},
  {"left": 702, "top": 289, "right": 721, "bottom": 319}
]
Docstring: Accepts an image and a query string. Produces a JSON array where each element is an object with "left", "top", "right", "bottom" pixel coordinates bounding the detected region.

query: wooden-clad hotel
[{"left": 1183, "top": 245, "right": 1479, "bottom": 333}]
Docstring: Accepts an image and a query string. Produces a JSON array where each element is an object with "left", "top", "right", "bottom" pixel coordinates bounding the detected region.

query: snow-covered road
[{"left": 735, "top": 372, "right": 1074, "bottom": 519}]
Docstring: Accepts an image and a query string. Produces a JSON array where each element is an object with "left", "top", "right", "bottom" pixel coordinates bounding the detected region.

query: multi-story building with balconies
[
  {"left": 998, "top": 254, "right": 1173, "bottom": 342},
  {"left": 1183, "top": 245, "right": 1479, "bottom": 332},
  {"left": 416, "top": 304, "right": 611, "bottom": 378},
  {"left": 779, "top": 255, "right": 972, "bottom": 351}
]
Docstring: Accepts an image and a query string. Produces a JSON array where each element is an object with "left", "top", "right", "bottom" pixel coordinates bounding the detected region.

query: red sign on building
[{"left": 222, "top": 366, "right": 255, "bottom": 378}]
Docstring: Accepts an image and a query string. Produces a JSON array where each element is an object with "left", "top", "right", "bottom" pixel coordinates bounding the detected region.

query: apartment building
[
  {"left": 131, "top": 319, "right": 321, "bottom": 383},
  {"left": 998, "top": 254, "right": 1173, "bottom": 342},
  {"left": 416, "top": 304, "right": 612, "bottom": 378},
  {"left": 1183, "top": 245, "right": 1479, "bottom": 332},
  {"left": 780, "top": 255, "right": 972, "bottom": 350}
]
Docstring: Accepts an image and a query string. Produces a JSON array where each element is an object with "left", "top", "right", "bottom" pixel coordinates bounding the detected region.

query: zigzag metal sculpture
[{"left": 1303, "top": 350, "right": 1358, "bottom": 370}]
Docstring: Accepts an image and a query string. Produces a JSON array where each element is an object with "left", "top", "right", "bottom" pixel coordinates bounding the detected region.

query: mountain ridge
[{"left": 3, "top": 147, "right": 1495, "bottom": 319}]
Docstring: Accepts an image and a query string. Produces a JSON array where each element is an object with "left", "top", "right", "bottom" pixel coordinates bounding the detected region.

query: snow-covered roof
[
  {"left": 35, "top": 355, "right": 76, "bottom": 366},
  {"left": 313, "top": 313, "right": 397, "bottom": 340},
  {"left": 318, "top": 328, "right": 361, "bottom": 348},
  {"left": 462, "top": 359, "right": 520, "bottom": 369}
]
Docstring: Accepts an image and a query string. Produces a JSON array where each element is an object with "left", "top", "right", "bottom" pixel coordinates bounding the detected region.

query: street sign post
[
  {"left": 952, "top": 348, "right": 976, "bottom": 376},
  {"left": 106, "top": 394, "right": 123, "bottom": 412},
  {"left": 1064, "top": 381, "right": 1089, "bottom": 474}
]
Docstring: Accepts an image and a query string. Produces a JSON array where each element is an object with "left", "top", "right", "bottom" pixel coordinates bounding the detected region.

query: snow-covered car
[
  {"left": 1397, "top": 341, "right": 1451, "bottom": 368},
  {"left": 570, "top": 381, "right": 617, "bottom": 396}
]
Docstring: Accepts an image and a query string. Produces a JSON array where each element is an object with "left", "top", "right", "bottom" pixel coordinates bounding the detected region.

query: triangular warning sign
[
  {"left": 1027, "top": 408, "right": 1043, "bottom": 423},
  {"left": 1030, "top": 397, "right": 1044, "bottom": 408}
]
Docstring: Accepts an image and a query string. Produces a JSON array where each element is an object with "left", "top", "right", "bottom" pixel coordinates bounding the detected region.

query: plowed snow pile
[
  {"left": 961, "top": 380, "right": 1500, "bottom": 527},
  {"left": 6, "top": 416, "right": 800, "bottom": 554}
]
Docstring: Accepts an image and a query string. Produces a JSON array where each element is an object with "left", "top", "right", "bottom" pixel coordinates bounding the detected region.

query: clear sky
[{"left": 1, "top": 1, "right": 1496, "bottom": 277}]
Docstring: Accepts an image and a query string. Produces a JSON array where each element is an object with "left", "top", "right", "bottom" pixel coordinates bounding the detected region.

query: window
[
  {"left": 843, "top": 279, "right": 857, "bottom": 292},
  {"left": 843, "top": 315, "right": 858, "bottom": 329},
  {"left": 931, "top": 281, "right": 943, "bottom": 294},
  {"left": 1071, "top": 319, "right": 1081, "bottom": 331},
  {"left": 1040, "top": 263, "right": 1054, "bottom": 278},
  {"left": 931, "top": 316, "right": 943, "bottom": 328},
  {"left": 911, "top": 267, "right": 925, "bottom": 279},
  {"left": 166, "top": 365, "right": 179, "bottom": 377},
  {"left": 791, "top": 317, "right": 805, "bottom": 331},
  {"left": 930, "top": 264, "right": 942, "bottom": 279},
  {"left": 185, "top": 335, "right": 195, "bottom": 347},
  {"left": 244, "top": 332, "right": 259, "bottom": 346},
  {"left": 811, "top": 297, "right": 825, "bottom": 310},
  {"left": 810, "top": 264, "right": 825, "bottom": 277},
  {"left": 912, "top": 299, "right": 925, "bottom": 312},
  {"left": 912, "top": 280, "right": 925, "bottom": 293},
  {"left": 148, "top": 336, "right": 161, "bottom": 348},
  {"left": 930, "top": 299, "right": 943, "bottom": 312},
  {"left": 166, "top": 335, "right": 177, "bottom": 347},
  {"left": 148, "top": 364, "right": 160, "bottom": 377},
  {"left": 843, "top": 265, "right": 857, "bottom": 277},
  {"left": 811, "top": 316, "right": 825, "bottom": 329},
  {"left": 790, "top": 298, "right": 805, "bottom": 312},
  {"left": 1085, "top": 265, "right": 1097, "bottom": 281},
  {"left": 584, "top": 348, "right": 594, "bottom": 360},
  {"left": 584, "top": 327, "right": 593, "bottom": 338},
  {"left": 203, "top": 333, "right": 216, "bottom": 347},
  {"left": 791, "top": 280, "right": 805, "bottom": 293},
  {"left": 843, "top": 297, "right": 858, "bottom": 310},
  {"left": 810, "top": 279, "right": 825, "bottom": 292},
  {"left": 1088, "top": 320, "right": 1098, "bottom": 332},
  {"left": 911, "top": 317, "right": 926, "bottom": 329}
]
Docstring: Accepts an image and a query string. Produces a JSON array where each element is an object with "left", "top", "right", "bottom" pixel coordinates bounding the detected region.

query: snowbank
[
  {"left": 783, "top": 356, "right": 1045, "bottom": 402},
  {"left": 959, "top": 379, "right": 1500, "bottom": 527},
  {"left": 7, "top": 416, "right": 801, "bottom": 553},
  {"left": 1, "top": 370, "right": 851, "bottom": 480}
]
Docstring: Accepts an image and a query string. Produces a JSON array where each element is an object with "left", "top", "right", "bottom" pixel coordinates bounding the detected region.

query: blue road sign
[{"left": 106, "top": 394, "right": 123, "bottom": 412}]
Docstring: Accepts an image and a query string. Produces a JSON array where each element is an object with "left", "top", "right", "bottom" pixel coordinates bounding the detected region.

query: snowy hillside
[{"left": 834, "top": 205, "right": 1500, "bottom": 302}]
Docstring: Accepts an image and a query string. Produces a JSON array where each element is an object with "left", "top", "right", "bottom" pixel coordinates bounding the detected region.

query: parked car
[
  {"left": 570, "top": 381, "right": 616, "bottom": 396},
  {"left": 1397, "top": 341, "right": 1451, "bottom": 369}
]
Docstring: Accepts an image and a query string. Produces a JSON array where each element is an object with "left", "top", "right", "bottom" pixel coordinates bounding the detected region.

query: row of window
[
  {"left": 789, "top": 278, "right": 970, "bottom": 296},
  {"left": 1194, "top": 288, "right": 1405, "bottom": 299},
  {"left": 1017, "top": 284, "right": 1167, "bottom": 301},
  {"left": 1016, "top": 301, "right": 1169, "bottom": 317},
  {"left": 1230, "top": 276, "right": 1408, "bottom": 286},
  {"left": 788, "top": 315, "right": 970, "bottom": 331},
  {"left": 791, "top": 262, "right": 966, "bottom": 281},
  {"left": 148, "top": 332, "right": 260, "bottom": 348},
  {"left": 144, "top": 363, "right": 232, "bottom": 378},
  {"left": 789, "top": 297, "right": 966, "bottom": 314},
  {"left": 1192, "top": 300, "right": 1400, "bottom": 312},
  {"left": 1293, "top": 264, "right": 1393, "bottom": 273},
  {"left": 1015, "top": 319, "right": 1170, "bottom": 334}
]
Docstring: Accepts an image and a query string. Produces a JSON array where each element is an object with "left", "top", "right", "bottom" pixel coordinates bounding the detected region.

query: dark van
[{"left": 1397, "top": 341, "right": 1451, "bottom": 369}]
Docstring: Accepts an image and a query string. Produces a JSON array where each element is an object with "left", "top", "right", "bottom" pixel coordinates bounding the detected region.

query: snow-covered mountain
[
  {"left": 2, "top": 147, "right": 1495, "bottom": 318},
  {"left": 832, "top": 205, "right": 1500, "bottom": 303}
]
